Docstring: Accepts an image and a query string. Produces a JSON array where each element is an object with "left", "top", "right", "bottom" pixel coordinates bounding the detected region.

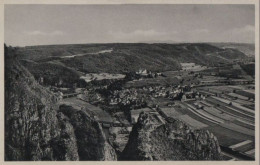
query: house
[
  {"left": 136, "top": 69, "right": 148, "bottom": 76},
  {"left": 181, "top": 95, "right": 187, "bottom": 101}
]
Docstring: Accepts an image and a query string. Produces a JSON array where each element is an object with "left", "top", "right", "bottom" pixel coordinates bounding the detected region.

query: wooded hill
[{"left": 16, "top": 43, "right": 248, "bottom": 74}]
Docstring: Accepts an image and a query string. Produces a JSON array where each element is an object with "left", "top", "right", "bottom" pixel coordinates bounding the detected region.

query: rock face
[
  {"left": 59, "top": 105, "right": 117, "bottom": 160},
  {"left": 120, "top": 112, "right": 222, "bottom": 160},
  {"left": 51, "top": 112, "right": 79, "bottom": 161},
  {"left": 5, "top": 56, "right": 65, "bottom": 160},
  {"left": 5, "top": 46, "right": 117, "bottom": 161}
]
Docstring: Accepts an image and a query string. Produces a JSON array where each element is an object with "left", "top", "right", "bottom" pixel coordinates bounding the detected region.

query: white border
[{"left": 0, "top": 0, "right": 259, "bottom": 165}]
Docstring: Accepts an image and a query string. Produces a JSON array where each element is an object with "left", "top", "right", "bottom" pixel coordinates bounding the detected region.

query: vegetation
[
  {"left": 16, "top": 43, "right": 248, "bottom": 74},
  {"left": 20, "top": 60, "right": 87, "bottom": 88},
  {"left": 210, "top": 43, "right": 255, "bottom": 57},
  {"left": 241, "top": 63, "right": 255, "bottom": 77}
]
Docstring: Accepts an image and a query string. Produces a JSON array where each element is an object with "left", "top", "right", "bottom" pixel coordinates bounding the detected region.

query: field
[
  {"left": 226, "top": 92, "right": 250, "bottom": 100},
  {"left": 60, "top": 97, "right": 113, "bottom": 122},
  {"left": 124, "top": 76, "right": 180, "bottom": 88},
  {"left": 204, "top": 125, "right": 254, "bottom": 146},
  {"left": 178, "top": 115, "right": 208, "bottom": 129},
  {"left": 172, "top": 103, "right": 218, "bottom": 127},
  {"left": 177, "top": 102, "right": 255, "bottom": 147},
  {"left": 80, "top": 73, "right": 125, "bottom": 82},
  {"left": 155, "top": 90, "right": 255, "bottom": 157},
  {"left": 180, "top": 63, "right": 207, "bottom": 71},
  {"left": 236, "top": 90, "right": 255, "bottom": 99},
  {"left": 211, "top": 96, "right": 254, "bottom": 115},
  {"left": 203, "top": 106, "right": 236, "bottom": 121}
]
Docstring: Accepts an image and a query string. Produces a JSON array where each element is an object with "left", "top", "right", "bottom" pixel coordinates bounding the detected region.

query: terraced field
[
  {"left": 160, "top": 107, "right": 208, "bottom": 129},
  {"left": 203, "top": 106, "right": 236, "bottom": 121},
  {"left": 174, "top": 93, "right": 255, "bottom": 159},
  {"left": 178, "top": 115, "right": 208, "bottom": 129},
  {"left": 175, "top": 103, "right": 218, "bottom": 126},
  {"left": 212, "top": 96, "right": 254, "bottom": 114},
  {"left": 204, "top": 125, "right": 254, "bottom": 146},
  {"left": 206, "top": 97, "right": 254, "bottom": 120}
]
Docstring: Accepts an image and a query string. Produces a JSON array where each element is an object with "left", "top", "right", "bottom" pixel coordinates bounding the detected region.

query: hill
[
  {"left": 19, "top": 59, "right": 86, "bottom": 88},
  {"left": 16, "top": 43, "right": 249, "bottom": 74},
  {"left": 210, "top": 43, "right": 255, "bottom": 57}
]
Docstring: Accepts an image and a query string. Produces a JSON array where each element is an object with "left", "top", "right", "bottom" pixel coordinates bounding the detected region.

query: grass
[
  {"left": 124, "top": 76, "right": 180, "bottom": 88},
  {"left": 203, "top": 125, "right": 254, "bottom": 146},
  {"left": 220, "top": 122, "right": 254, "bottom": 137},
  {"left": 61, "top": 97, "right": 113, "bottom": 122},
  {"left": 160, "top": 107, "right": 182, "bottom": 117},
  {"left": 174, "top": 104, "right": 217, "bottom": 127},
  {"left": 178, "top": 114, "right": 208, "bottom": 129}
]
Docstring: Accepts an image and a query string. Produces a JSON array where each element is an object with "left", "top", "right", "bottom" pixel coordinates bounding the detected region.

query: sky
[{"left": 5, "top": 4, "right": 255, "bottom": 46}]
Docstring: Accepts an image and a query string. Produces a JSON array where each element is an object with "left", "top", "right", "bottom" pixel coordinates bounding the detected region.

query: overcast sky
[{"left": 5, "top": 4, "right": 255, "bottom": 46}]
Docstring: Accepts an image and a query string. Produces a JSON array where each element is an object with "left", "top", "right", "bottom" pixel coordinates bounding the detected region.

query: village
[{"left": 47, "top": 61, "right": 255, "bottom": 160}]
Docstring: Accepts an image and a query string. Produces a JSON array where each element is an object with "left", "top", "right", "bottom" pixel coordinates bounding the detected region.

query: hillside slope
[
  {"left": 210, "top": 43, "right": 255, "bottom": 57},
  {"left": 20, "top": 59, "right": 86, "bottom": 88},
  {"left": 120, "top": 112, "right": 222, "bottom": 160},
  {"left": 17, "top": 43, "right": 248, "bottom": 74}
]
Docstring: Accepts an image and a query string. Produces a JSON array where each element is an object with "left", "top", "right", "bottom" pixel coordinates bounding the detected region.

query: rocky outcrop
[
  {"left": 120, "top": 112, "right": 222, "bottom": 160},
  {"left": 51, "top": 112, "right": 79, "bottom": 160},
  {"left": 59, "top": 105, "right": 117, "bottom": 160},
  {"left": 5, "top": 56, "right": 65, "bottom": 160},
  {"left": 5, "top": 46, "right": 117, "bottom": 161}
]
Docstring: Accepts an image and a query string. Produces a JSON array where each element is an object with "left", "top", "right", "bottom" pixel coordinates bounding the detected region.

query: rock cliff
[
  {"left": 59, "top": 105, "right": 117, "bottom": 160},
  {"left": 5, "top": 55, "right": 64, "bottom": 160},
  {"left": 120, "top": 112, "right": 222, "bottom": 160},
  {"left": 4, "top": 45, "right": 117, "bottom": 161}
]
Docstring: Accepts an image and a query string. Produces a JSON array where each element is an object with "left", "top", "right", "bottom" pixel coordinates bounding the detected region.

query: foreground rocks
[
  {"left": 5, "top": 48, "right": 117, "bottom": 161},
  {"left": 5, "top": 57, "right": 62, "bottom": 160},
  {"left": 120, "top": 112, "right": 222, "bottom": 160},
  {"left": 59, "top": 105, "right": 117, "bottom": 160}
]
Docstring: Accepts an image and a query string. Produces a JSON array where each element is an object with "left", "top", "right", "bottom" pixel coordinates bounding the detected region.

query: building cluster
[
  {"left": 107, "top": 84, "right": 206, "bottom": 109},
  {"left": 109, "top": 88, "right": 147, "bottom": 108},
  {"left": 136, "top": 69, "right": 162, "bottom": 78}
]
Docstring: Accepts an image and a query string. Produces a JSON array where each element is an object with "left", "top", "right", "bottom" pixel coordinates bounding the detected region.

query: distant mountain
[
  {"left": 16, "top": 43, "right": 249, "bottom": 76},
  {"left": 138, "top": 40, "right": 178, "bottom": 43}
]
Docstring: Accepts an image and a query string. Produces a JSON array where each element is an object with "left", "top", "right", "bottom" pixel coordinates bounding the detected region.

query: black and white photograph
[{"left": 2, "top": 0, "right": 259, "bottom": 162}]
